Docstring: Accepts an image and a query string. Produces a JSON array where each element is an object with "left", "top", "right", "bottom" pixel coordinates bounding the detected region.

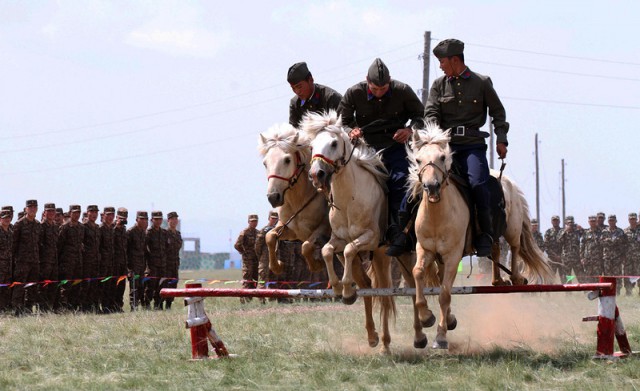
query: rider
[
  {"left": 424, "top": 38, "right": 510, "bottom": 257},
  {"left": 287, "top": 62, "right": 342, "bottom": 128},
  {"left": 339, "top": 58, "right": 425, "bottom": 256}
]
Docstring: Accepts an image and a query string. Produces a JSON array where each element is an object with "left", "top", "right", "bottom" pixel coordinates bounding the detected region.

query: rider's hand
[
  {"left": 393, "top": 127, "right": 412, "bottom": 144},
  {"left": 349, "top": 127, "right": 362, "bottom": 140},
  {"left": 497, "top": 142, "right": 508, "bottom": 159}
]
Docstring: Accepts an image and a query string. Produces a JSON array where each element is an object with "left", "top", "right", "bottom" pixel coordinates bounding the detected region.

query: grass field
[{"left": 1, "top": 268, "right": 639, "bottom": 390}]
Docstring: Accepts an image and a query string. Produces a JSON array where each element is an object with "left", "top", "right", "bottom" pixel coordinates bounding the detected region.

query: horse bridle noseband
[
  {"left": 418, "top": 160, "right": 450, "bottom": 186},
  {"left": 266, "top": 151, "right": 306, "bottom": 195},
  {"left": 310, "top": 135, "right": 356, "bottom": 175}
]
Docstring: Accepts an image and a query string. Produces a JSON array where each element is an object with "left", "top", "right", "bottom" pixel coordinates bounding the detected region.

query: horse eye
[
  {"left": 263, "top": 161, "right": 267, "bottom": 167},
  {"left": 284, "top": 157, "right": 291, "bottom": 164},
  {"left": 330, "top": 140, "right": 338, "bottom": 148},
  {"left": 439, "top": 156, "right": 445, "bottom": 162},
  {"left": 415, "top": 159, "right": 422, "bottom": 165}
]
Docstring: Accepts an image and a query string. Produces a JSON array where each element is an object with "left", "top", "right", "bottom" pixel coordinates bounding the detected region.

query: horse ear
[
  {"left": 259, "top": 133, "right": 267, "bottom": 146},
  {"left": 293, "top": 131, "right": 299, "bottom": 145},
  {"left": 411, "top": 129, "right": 421, "bottom": 150}
]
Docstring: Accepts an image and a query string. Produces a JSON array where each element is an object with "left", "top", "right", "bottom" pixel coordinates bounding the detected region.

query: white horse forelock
[{"left": 258, "top": 123, "right": 310, "bottom": 159}]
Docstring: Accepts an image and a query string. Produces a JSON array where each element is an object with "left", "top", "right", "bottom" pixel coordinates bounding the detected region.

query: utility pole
[
  {"left": 421, "top": 31, "right": 431, "bottom": 105},
  {"left": 561, "top": 159, "right": 566, "bottom": 227},
  {"left": 535, "top": 133, "right": 540, "bottom": 223}
]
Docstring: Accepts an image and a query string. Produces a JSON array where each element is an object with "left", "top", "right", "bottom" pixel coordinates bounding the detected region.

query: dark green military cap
[
  {"left": 167, "top": 211, "right": 179, "bottom": 219},
  {"left": 597, "top": 212, "right": 605, "bottom": 218},
  {"left": 433, "top": 38, "right": 465, "bottom": 58},
  {"left": 0, "top": 210, "right": 10, "bottom": 219},
  {"left": 26, "top": 199, "right": 38, "bottom": 207},
  {"left": 44, "top": 203, "right": 56, "bottom": 211},
  {"left": 137, "top": 211, "right": 148, "bottom": 219},
  {"left": 117, "top": 207, "right": 128, "bottom": 219},
  {"left": 103, "top": 206, "right": 115, "bottom": 214},
  {"left": 530, "top": 218, "right": 538, "bottom": 224},
  {"left": 269, "top": 210, "right": 279, "bottom": 219},
  {"left": 565, "top": 216, "right": 574, "bottom": 223},
  {"left": 87, "top": 205, "right": 99, "bottom": 212},
  {"left": 69, "top": 204, "right": 81, "bottom": 213},
  {"left": 55, "top": 208, "right": 63, "bottom": 214},
  {"left": 367, "top": 58, "right": 390, "bottom": 86},
  {"left": 551, "top": 215, "right": 560, "bottom": 221},
  {"left": 248, "top": 214, "right": 258, "bottom": 222},
  {"left": 18, "top": 211, "right": 25, "bottom": 219},
  {"left": 608, "top": 214, "right": 617, "bottom": 221},
  {"left": 628, "top": 213, "right": 637, "bottom": 219},
  {"left": 287, "top": 62, "right": 311, "bottom": 84},
  {"left": 2, "top": 206, "right": 13, "bottom": 212},
  {"left": 151, "top": 210, "right": 163, "bottom": 219},
  {"left": 588, "top": 215, "right": 597, "bottom": 221}
]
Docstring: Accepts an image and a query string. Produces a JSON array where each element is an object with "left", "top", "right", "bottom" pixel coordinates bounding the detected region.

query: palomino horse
[
  {"left": 304, "top": 110, "right": 403, "bottom": 353},
  {"left": 258, "top": 123, "right": 330, "bottom": 275},
  {"left": 408, "top": 123, "right": 553, "bottom": 349}
]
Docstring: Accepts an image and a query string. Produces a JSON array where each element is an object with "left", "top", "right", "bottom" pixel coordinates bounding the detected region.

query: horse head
[
  {"left": 408, "top": 122, "right": 453, "bottom": 203},
  {"left": 302, "top": 110, "right": 349, "bottom": 192},
  {"left": 258, "top": 123, "right": 310, "bottom": 207}
]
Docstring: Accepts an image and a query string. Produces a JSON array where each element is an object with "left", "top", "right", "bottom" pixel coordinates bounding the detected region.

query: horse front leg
[
  {"left": 433, "top": 253, "right": 461, "bottom": 349},
  {"left": 397, "top": 253, "right": 427, "bottom": 349},
  {"left": 413, "top": 245, "right": 436, "bottom": 331},
  {"left": 266, "top": 227, "right": 285, "bottom": 275},
  {"left": 342, "top": 230, "right": 375, "bottom": 303},
  {"left": 322, "top": 236, "right": 346, "bottom": 298},
  {"left": 302, "top": 231, "right": 327, "bottom": 273},
  {"left": 350, "top": 251, "right": 378, "bottom": 348}
]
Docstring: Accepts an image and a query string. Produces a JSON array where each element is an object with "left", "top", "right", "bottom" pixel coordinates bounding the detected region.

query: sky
[{"left": 1, "top": 0, "right": 639, "bottom": 253}]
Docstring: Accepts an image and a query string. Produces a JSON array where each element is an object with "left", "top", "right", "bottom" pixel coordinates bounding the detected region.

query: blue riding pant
[
  {"left": 450, "top": 143, "right": 491, "bottom": 210},
  {"left": 381, "top": 144, "right": 410, "bottom": 216}
]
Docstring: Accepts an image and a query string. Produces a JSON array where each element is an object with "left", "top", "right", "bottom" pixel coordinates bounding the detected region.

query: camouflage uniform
[
  {"left": 57, "top": 207, "right": 84, "bottom": 310},
  {"left": 11, "top": 206, "right": 41, "bottom": 314},
  {"left": 39, "top": 214, "right": 59, "bottom": 312},
  {"left": 531, "top": 220, "right": 545, "bottom": 252},
  {"left": 623, "top": 219, "right": 640, "bottom": 295},
  {"left": 0, "top": 221, "right": 12, "bottom": 312},
  {"left": 558, "top": 225, "right": 582, "bottom": 282},
  {"left": 601, "top": 221, "right": 627, "bottom": 294},
  {"left": 127, "top": 218, "right": 147, "bottom": 310},
  {"left": 165, "top": 213, "right": 182, "bottom": 309},
  {"left": 145, "top": 212, "right": 167, "bottom": 310},
  {"left": 99, "top": 208, "right": 115, "bottom": 312},
  {"left": 82, "top": 215, "right": 101, "bottom": 311},
  {"left": 235, "top": 220, "right": 259, "bottom": 291},
  {"left": 580, "top": 225, "right": 603, "bottom": 283},
  {"left": 255, "top": 219, "right": 276, "bottom": 290},
  {"left": 112, "top": 208, "right": 128, "bottom": 312},
  {"left": 544, "top": 223, "right": 564, "bottom": 278}
]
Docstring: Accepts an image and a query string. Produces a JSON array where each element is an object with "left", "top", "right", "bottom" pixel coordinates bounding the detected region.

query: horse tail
[
  {"left": 518, "top": 214, "right": 555, "bottom": 283},
  {"left": 369, "top": 250, "right": 397, "bottom": 323},
  {"left": 424, "top": 259, "right": 441, "bottom": 288}
]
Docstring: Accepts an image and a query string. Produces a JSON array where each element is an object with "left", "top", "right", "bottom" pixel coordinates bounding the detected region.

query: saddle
[{"left": 448, "top": 161, "right": 507, "bottom": 243}]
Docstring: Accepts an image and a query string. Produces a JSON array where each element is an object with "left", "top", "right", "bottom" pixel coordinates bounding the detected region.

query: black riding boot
[
  {"left": 475, "top": 208, "right": 494, "bottom": 258},
  {"left": 386, "top": 211, "right": 412, "bottom": 257}
]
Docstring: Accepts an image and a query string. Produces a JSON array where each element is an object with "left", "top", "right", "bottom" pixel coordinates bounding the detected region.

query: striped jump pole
[{"left": 183, "top": 283, "right": 230, "bottom": 360}]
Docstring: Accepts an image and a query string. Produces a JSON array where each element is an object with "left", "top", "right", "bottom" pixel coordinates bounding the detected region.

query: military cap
[
  {"left": 608, "top": 214, "right": 617, "bottom": 221},
  {"left": 151, "top": 211, "right": 163, "bottom": 219},
  {"left": 167, "top": 211, "right": 179, "bottom": 219},
  {"left": 588, "top": 215, "right": 597, "bottom": 221},
  {"left": 55, "top": 208, "right": 63, "bottom": 214},
  {"left": 565, "top": 216, "right": 574, "bottom": 223},
  {"left": 17, "top": 211, "right": 25, "bottom": 219},
  {"left": 63, "top": 212, "right": 70, "bottom": 218},
  {"left": 269, "top": 210, "right": 279, "bottom": 219},
  {"left": 597, "top": 212, "right": 605, "bottom": 218},
  {"left": 0, "top": 210, "right": 11, "bottom": 219},
  {"left": 103, "top": 206, "right": 115, "bottom": 214},
  {"left": 44, "top": 202, "right": 56, "bottom": 211},
  {"left": 530, "top": 218, "right": 538, "bottom": 224},
  {"left": 117, "top": 207, "right": 128, "bottom": 218},
  {"left": 433, "top": 38, "right": 465, "bottom": 59},
  {"left": 137, "top": 211, "right": 149, "bottom": 219},
  {"left": 2, "top": 206, "right": 13, "bottom": 212},
  {"left": 287, "top": 62, "right": 311, "bottom": 84},
  {"left": 248, "top": 214, "right": 259, "bottom": 222},
  {"left": 551, "top": 215, "right": 560, "bottom": 220},
  {"left": 87, "top": 205, "right": 99, "bottom": 212},
  {"left": 69, "top": 204, "right": 81, "bottom": 213},
  {"left": 367, "top": 58, "right": 391, "bottom": 86},
  {"left": 25, "top": 199, "right": 38, "bottom": 207},
  {"left": 629, "top": 213, "right": 638, "bottom": 219}
]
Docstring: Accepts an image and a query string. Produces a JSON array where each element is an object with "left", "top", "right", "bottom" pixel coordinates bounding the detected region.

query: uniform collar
[
  {"left": 447, "top": 67, "right": 471, "bottom": 81},
  {"left": 301, "top": 85, "right": 319, "bottom": 106},
  {"left": 367, "top": 85, "right": 392, "bottom": 101}
]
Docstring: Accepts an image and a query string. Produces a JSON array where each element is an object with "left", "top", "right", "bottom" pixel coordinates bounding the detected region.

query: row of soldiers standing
[
  {"left": 531, "top": 212, "right": 639, "bottom": 295},
  {"left": 0, "top": 200, "right": 183, "bottom": 316}
]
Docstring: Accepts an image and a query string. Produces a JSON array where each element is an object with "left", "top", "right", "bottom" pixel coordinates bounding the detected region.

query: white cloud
[{"left": 125, "top": 27, "right": 229, "bottom": 58}]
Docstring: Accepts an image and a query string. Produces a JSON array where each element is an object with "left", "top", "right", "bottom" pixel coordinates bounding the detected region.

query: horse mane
[
  {"left": 407, "top": 121, "right": 453, "bottom": 201},
  {"left": 258, "top": 122, "right": 311, "bottom": 162},
  {"left": 302, "top": 110, "right": 388, "bottom": 189}
]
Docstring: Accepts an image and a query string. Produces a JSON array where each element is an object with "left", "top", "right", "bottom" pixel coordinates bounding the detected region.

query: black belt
[{"left": 450, "top": 126, "right": 490, "bottom": 138}]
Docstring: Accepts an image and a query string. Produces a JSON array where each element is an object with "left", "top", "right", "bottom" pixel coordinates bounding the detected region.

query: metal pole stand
[{"left": 184, "top": 283, "right": 231, "bottom": 360}]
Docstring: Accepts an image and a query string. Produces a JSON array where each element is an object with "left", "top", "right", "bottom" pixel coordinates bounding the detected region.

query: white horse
[
  {"left": 304, "top": 110, "right": 399, "bottom": 353},
  {"left": 408, "top": 122, "right": 553, "bottom": 349},
  {"left": 258, "top": 123, "right": 330, "bottom": 275}
]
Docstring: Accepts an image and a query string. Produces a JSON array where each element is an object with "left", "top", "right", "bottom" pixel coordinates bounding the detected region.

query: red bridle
[{"left": 266, "top": 151, "right": 306, "bottom": 189}]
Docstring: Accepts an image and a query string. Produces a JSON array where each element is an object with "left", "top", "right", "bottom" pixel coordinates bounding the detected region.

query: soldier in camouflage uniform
[
  {"left": 544, "top": 215, "right": 563, "bottom": 281},
  {"left": 287, "top": 62, "right": 342, "bottom": 128},
  {"left": 558, "top": 216, "right": 582, "bottom": 283},
  {"left": 623, "top": 213, "right": 640, "bottom": 295},
  {"left": 255, "top": 211, "right": 279, "bottom": 296},
  {"left": 39, "top": 203, "right": 59, "bottom": 312},
  {"left": 57, "top": 205, "right": 84, "bottom": 311},
  {"left": 127, "top": 211, "right": 148, "bottom": 310},
  {"left": 234, "top": 214, "right": 259, "bottom": 303},
  {"left": 112, "top": 208, "right": 128, "bottom": 312},
  {"left": 580, "top": 215, "right": 603, "bottom": 283},
  {"left": 11, "top": 200, "right": 41, "bottom": 315},
  {"left": 602, "top": 214, "right": 627, "bottom": 295},
  {"left": 531, "top": 218, "right": 545, "bottom": 251},
  {"left": 99, "top": 207, "right": 116, "bottom": 312},
  {"left": 82, "top": 205, "right": 101, "bottom": 312},
  {"left": 0, "top": 209, "right": 13, "bottom": 312},
  {"left": 165, "top": 211, "right": 182, "bottom": 310},
  {"left": 145, "top": 211, "right": 167, "bottom": 310},
  {"left": 55, "top": 208, "right": 64, "bottom": 227}
]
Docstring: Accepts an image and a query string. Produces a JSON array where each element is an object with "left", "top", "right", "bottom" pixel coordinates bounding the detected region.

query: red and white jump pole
[{"left": 183, "top": 283, "right": 230, "bottom": 360}]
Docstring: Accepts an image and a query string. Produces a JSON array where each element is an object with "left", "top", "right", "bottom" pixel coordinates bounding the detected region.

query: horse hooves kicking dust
[
  {"left": 413, "top": 336, "right": 428, "bottom": 349},
  {"left": 432, "top": 340, "right": 448, "bottom": 350}
]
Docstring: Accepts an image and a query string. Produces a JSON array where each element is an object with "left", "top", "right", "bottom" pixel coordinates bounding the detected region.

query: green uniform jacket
[
  {"left": 338, "top": 80, "right": 425, "bottom": 150},
  {"left": 425, "top": 67, "right": 509, "bottom": 146},
  {"left": 289, "top": 84, "right": 342, "bottom": 128}
]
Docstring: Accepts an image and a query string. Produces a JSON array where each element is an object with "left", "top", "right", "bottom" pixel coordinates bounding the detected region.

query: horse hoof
[
  {"left": 413, "top": 336, "right": 428, "bottom": 349},
  {"left": 369, "top": 335, "right": 379, "bottom": 348},
  {"left": 342, "top": 293, "right": 357, "bottom": 305},
  {"left": 421, "top": 314, "right": 436, "bottom": 328},
  {"left": 432, "top": 340, "right": 448, "bottom": 349},
  {"left": 447, "top": 318, "right": 457, "bottom": 331}
]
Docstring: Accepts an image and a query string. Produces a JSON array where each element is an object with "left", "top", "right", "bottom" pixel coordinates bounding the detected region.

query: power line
[{"left": 503, "top": 96, "right": 640, "bottom": 110}]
